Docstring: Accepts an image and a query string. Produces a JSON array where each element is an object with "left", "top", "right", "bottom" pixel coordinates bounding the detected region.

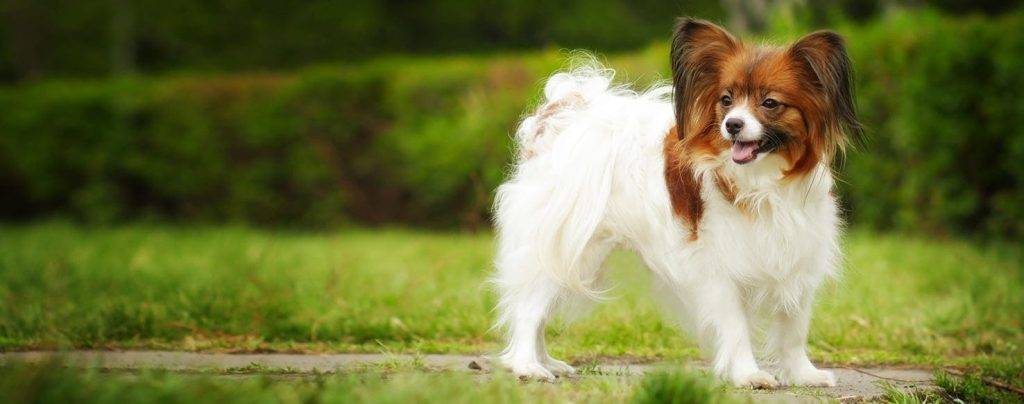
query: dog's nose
[{"left": 725, "top": 118, "right": 744, "bottom": 135}]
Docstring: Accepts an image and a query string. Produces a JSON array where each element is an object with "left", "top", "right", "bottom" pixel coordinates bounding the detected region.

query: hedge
[
  {"left": 0, "top": 0, "right": 724, "bottom": 81},
  {"left": 842, "top": 11, "right": 1024, "bottom": 237},
  {"left": 0, "top": 53, "right": 587, "bottom": 228},
  {"left": 1, "top": 10, "right": 1022, "bottom": 237}
]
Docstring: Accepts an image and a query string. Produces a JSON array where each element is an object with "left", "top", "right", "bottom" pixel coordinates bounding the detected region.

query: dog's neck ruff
[{"left": 664, "top": 127, "right": 835, "bottom": 240}]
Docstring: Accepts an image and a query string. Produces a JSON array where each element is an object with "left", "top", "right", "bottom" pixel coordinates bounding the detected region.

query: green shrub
[
  {"left": 0, "top": 52, "right": 571, "bottom": 228},
  {"left": 841, "top": 10, "right": 1024, "bottom": 237},
  {"left": 1, "top": 10, "right": 1022, "bottom": 237},
  {"left": 0, "top": 0, "right": 726, "bottom": 81}
]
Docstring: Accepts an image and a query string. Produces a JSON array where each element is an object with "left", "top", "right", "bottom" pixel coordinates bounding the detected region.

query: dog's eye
[
  {"left": 761, "top": 98, "right": 780, "bottom": 109},
  {"left": 720, "top": 95, "right": 732, "bottom": 107}
]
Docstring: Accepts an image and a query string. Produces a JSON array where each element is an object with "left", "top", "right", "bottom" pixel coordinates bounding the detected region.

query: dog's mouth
[
  {"left": 730, "top": 131, "right": 789, "bottom": 165},
  {"left": 730, "top": 140, "right": 761, "bottom": 164}
]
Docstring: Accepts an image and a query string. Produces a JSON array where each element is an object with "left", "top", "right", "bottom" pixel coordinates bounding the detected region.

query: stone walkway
[{"left": 0, "top": 351, "right": 936, "bottom": 402}]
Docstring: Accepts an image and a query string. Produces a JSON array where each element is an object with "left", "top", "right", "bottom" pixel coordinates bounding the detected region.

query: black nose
[{"left": 725, "top": 118, "right": 744, "bottom": 135}]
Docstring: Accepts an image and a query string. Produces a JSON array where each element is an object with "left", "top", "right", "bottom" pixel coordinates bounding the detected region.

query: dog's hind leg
[
  {"left": 496, "top": 274, "right": 561, "bottom": 380},
  {"left": 536, "top": 330, "right": 575, "bottom": 375},
  {"left": 495, "top": 236, "right": 613, "bottom": 380},
  {"left": 534, "top": 239, "right": 614, "bottom": 376}
]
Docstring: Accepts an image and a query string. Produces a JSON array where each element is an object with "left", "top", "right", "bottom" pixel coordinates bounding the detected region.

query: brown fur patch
[
  {"left": 663, "top": 126, "right": 704, "bottom": 241},
  {"left": 520, "top": 93, "right": 587, "bottom": 160},
  {"left": 712, "top": 168, "right": 759, "bottom": 216},
  {"left": 712, "top": 169, "right": 737, "bottom": 204}
]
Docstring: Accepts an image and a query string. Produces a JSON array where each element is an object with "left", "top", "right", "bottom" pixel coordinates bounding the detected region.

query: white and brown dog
[{"left": 492, "top": 18, "right": 861, "bottom": 388}]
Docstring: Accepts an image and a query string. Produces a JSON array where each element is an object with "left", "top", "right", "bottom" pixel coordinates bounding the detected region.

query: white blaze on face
[
  {"left": 720, "top": 103, "right": 764, "bottom": 142},
  {"left": 721, "top": 103, "right": 766, "bottom": 165}
]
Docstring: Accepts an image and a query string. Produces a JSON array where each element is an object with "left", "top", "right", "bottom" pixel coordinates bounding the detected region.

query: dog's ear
[
  {"left": 788, "top": 31, "right": 863, "bottom": 148},
  {"left": 670, "top": 18, "right": 739, "bottom": 140}
]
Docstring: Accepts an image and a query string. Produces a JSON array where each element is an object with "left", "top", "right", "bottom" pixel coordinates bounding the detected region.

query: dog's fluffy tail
[
  {"left": 495, "top": 56, "right": 671, "bottom": 301},
  {"left": 514, "top": 60, "right": 615, "bottom": 160}
]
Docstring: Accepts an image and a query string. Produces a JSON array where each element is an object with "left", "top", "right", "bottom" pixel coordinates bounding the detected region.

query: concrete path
[{"left": 1, "top": 351, "right": 936, "bottom": 402}]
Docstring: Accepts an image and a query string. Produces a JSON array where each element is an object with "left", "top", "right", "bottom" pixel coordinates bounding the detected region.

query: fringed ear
[
  {"left": 670, "top": 18, "right": 739, "bottom": 140},
  {"left": 788, "top": 31, "right": 863, "bottom": 152}
]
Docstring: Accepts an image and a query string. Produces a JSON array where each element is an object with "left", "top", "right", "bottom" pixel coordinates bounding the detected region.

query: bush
[
  {"left": 1, "top": 10, "right": 1022, "bottom": 237},
  {"left": 0, "top": 52, "right": 580, "bottom": 228},
  {"left": 841, "top": 10, "right": 1024, "bottom": 237},
  {"left": 0, "top": 0, "right": 725, "bottom": 81}
]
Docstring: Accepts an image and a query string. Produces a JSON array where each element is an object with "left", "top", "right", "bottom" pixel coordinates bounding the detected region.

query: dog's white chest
[{"left": 700, "top": 171, "right": 840, "bottom": 284}]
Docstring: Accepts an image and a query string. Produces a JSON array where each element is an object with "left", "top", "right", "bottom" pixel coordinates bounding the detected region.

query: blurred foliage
[
  {"left": 0, "top": 0, "right": 725, "bottom": 81},
  {"left": 1, "top": 8, "right": 1023, "bottom": 238},
  {"left": 0, "top": 361, "right": 643, "bottom": 404},
  {"left": 0, "top": 55, "right": 567, "bottom": 227},
  {"left": 842, "top": 11, "right": 1024, "bottom": 238},
  {"left": 632, "top": 370, "right": 733, "bottom": 404},
  {"left": 2, "top": 0, "right": 1021, "bottom": 81}
]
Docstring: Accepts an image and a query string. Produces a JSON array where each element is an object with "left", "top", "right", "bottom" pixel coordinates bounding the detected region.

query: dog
[{"left": 491, "top": 18, "right": 861, "bottom": 388}]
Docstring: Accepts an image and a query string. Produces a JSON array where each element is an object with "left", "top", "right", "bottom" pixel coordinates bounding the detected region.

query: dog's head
[{"left": 670, "top": 18, "right": 862, "bottom": 175}]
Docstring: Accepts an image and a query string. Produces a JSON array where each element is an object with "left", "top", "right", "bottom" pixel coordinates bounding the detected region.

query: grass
[
  {"left": 0, "top": 361, "right": 637, "bottom": 403},
  {"left": 936, "top": 358, "right": 1024, "bottom": 403},
  {"left": 632, "top": 369, "right": 735, "bottom": 404},
  {"left": 878, "top": 380, "right": 943, "bottom": 404},
  {"left": 0, "top": 221, "right": 1022, "bottom": 400},
  {"left": 0, "top": 359, "right": 746, "bottom": 404}
]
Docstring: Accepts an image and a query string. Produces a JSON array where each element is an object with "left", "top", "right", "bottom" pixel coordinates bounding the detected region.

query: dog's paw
[
  {"left": 732, "top": 370, "right": 780, "bottom": 389},
  {"left": 779, "top": 367, "right": 836, "bottom": 387},
  {"left": 510, "top": 362, "right": 556, "bottom": 381},
  {"left": 543, "top": 358, "right": 576, "bottom": 375}
]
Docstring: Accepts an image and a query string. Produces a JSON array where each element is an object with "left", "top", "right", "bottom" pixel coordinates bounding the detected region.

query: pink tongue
[{"left": 731, "top": 141, "right": 758, "bottom": 164}]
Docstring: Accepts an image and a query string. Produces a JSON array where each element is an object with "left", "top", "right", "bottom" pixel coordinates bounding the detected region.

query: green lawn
[
  {"left": 0, "top": 362, "right": 628, "bottom": 404},
  {"left": 0, "top": 222, "right": 1022, "bottom": 400},
  {"left": 1, "top": 360, "right": 757, "bottom": 404}
]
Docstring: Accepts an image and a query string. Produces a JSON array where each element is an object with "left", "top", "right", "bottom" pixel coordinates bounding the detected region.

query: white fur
[
  {"left": 721, "top": 102, "right": 764, "bottom": 142},
  {"left": 492, "top": 61, "right": 841, "bottom": 387}
]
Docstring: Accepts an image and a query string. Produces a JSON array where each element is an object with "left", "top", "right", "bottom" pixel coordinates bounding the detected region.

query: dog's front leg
[
  {"left": 767, "top": 294, "right": 836, "bottom": 387},
  {"left": 693, "top": 279, "right": 779, "bottom": 388}
]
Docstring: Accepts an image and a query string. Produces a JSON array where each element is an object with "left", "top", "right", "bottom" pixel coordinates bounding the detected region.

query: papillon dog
[{"left": 492, "top": 18, "right": 861, "bottom": 388}]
